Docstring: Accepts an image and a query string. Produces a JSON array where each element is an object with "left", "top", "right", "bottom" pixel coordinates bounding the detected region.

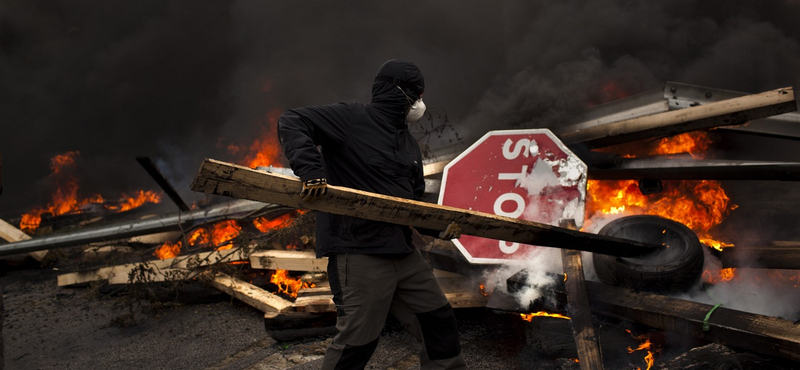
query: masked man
[{"left": 278, "top": 59, "right": 466, "bottom": 369}]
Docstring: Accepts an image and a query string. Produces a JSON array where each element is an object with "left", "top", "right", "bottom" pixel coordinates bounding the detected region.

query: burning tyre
[{"left": 592, "top": 215, "right": 704, "bottom": 293}]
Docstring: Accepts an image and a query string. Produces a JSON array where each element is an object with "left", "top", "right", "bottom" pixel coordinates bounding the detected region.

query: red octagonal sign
[{"left": 438, "top": 129, "right": 587, "bottom": 264}]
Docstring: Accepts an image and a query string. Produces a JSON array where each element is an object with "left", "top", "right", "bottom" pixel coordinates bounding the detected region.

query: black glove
[
  {"left": 301, "top": 178, "right": 328, "bottom": 201},
  {"left": 438, "top": 222, "right": 462, "bottom": 240}
]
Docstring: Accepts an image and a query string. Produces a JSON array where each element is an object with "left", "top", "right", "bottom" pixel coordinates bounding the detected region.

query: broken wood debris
[
  {"left": 190, "top": 159, "right": 660, "bottom": 258},
  {"left": 210, "top": 273, "right": 294, "bottom": 313},
  {"left": 57, "top": 246, "right": 252, "bottom": 286}
]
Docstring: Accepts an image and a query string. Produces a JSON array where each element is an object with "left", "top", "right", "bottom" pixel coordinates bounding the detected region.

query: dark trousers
[{"left": 321, "top": 250, "right": 466, "bottom": 370}]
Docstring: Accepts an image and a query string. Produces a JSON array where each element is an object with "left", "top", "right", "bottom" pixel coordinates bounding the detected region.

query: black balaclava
[
  {"left": 370, "top": 59, "right": 425, "bottom": 127},
  {"left": 372, "top": 59, "right": 424, "bottom": 103}
]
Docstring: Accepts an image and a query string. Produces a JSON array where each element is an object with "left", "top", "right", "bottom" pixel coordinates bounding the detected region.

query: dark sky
[{"left": 2, "top": 0, "right": 799, "bottom": 219}]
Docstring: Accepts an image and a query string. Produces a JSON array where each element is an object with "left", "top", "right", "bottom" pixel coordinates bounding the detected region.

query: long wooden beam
[
  {"left": 556, "top": 87, "right": 796, "bottom": 148},
  {"left": 190, "top": 159, "right": 659, "bottom": 258},
  {"left": 717, "top": 245, "right": 800, "bottom": 270}
]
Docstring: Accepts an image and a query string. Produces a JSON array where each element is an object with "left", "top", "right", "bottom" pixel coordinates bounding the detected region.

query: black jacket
[{"left": 278, "top": 60, "right": 428, "bottom": 257}]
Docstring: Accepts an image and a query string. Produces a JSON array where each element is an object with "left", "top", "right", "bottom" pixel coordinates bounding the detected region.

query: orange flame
[
  {"left": 253, "top": 212, "right": 296, "bottom": 233},
  {"left": 270, "top": 269, "right": 314, "bottom": 298},
  {"left": 21, "top": 152, "right": 161, "bottom": 232},
  {"left": 154, "top": 241, "right": 181, "bottom": 260},
  {"left": 703, "top": 267, "right": 736, "bottom": 284},
  {"left": 479, "top": 284, "right": 490, "bottom": 297},
  {"left": 586, "top": 132, "right": 736, "bottom": 251},
  {"left": 519, "top": 311, "right": 571, "bottom": 321},
  {"left": 652, "top": 132, "right": 712, "bottom": 158},
  {"left": 627, "top": 329, "right": 657, "bottom": 370},
  {"left": 153, "top": 220, "right": 242, "bottom": 259},
  {"left": 225, "top": 109, "right": 285, "bottom": 169},
  {"left": 114, "top": 190, "right": 162, "bottom": 212}
]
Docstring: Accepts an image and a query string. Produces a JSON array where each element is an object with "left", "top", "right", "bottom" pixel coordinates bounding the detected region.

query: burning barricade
[{"left": 1, "top": 82, "right": 800, "bottom": 369}]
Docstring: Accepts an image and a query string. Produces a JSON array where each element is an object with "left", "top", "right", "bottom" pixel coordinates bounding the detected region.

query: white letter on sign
[
  {"left": 494, "top": 192, "right": 524, "bottom": 254},
  {"left": 493, "top": 192, "right": 525, "bottom": 218},
  {"left": 502, "top": 138, "right": 531, "bottom": 159},
  {"left": 499, "top": 240, "right": 519, "bottom": 254}
]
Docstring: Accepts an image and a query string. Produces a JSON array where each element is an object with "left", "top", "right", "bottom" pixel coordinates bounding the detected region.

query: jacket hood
[{"left": 371, "top": 59, "right": 424, "bottom": 110}]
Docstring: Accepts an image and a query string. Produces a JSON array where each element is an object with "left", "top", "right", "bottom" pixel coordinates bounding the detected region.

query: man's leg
[
  {"left": 321, "top": 254, "right": 396, "bottom": 370},
  {"left": 390, "top": 251, "right": 466, "bottom": 370}
]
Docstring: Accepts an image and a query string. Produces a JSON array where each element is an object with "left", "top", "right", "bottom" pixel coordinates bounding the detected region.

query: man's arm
[{"left": 277, "top": 104, "right": 351, "bottom": 182}]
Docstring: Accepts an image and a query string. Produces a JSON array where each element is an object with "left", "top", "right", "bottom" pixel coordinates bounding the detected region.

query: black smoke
[{"left": 2, "top": 0, "right": 799, "bottom": 220}]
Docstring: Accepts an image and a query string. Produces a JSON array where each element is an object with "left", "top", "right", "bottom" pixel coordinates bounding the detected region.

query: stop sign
[{"left": 438, "top": 129, "right": 587, "bottom": 264}]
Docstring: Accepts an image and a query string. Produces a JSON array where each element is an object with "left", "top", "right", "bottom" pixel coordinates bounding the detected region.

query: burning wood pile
[{"left": 1, "top": 81, "right": 799, "bottom": 369}]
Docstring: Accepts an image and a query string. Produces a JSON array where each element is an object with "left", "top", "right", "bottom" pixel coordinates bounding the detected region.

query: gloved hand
[
  {"left": 438, "top": 222, "right": 462, "bottom": 240},
  {"left": 301, "top": 178, "right": 328, "bottom": 201}
]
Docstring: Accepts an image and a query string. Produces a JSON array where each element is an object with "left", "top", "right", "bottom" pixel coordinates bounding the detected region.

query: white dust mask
[
  {"left": 397, "top": 85, "right": 426, "bottom": 123},
  {"left": 406, "top": 99, "right": 426, "bottom": 123}
]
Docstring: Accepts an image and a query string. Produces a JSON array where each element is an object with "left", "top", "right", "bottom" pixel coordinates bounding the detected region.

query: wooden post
[
  {"left": 190, "top": 159, "right": 660, "bottom": 258},
  {"left": 556, "top": 87, "right": 796, "bottom": 148},
  {"left": 559, "top": 219, "right": 604, "bottom": 370}
]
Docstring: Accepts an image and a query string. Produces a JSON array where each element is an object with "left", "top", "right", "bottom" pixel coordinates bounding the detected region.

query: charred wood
[{"left": 136, "top": 156, "right": 191, "bottom": 212}]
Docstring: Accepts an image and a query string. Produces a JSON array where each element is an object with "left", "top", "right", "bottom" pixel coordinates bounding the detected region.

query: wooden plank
[
  {"left": 561, "top": 250, "right": 603, "bottom": 369},
  {"left": 717, "top": 246, "right": 800, "bottom": 270},
  {"left": 0, "top": 219, "right": 48, "bottom": 262},
  {"left": 190, "top": 159, "right": 660, "bottom": 258},
  {"left": 559, "top": 220, "right": 604, "bottom": 370},
  {"left": 57, "top": 247, "right": 251, "bottom": 286},
  {"left": 556, "top": 87, "right": 797, "bottom": 148},
  {"left": 293, "top": 295, "right": 336, "bottom": 313},
  {"left": 210, "top": 273, "right": 294, "bottom": 313},
  {"left": 249, "top": 250, "right": 327, "bottom": 271},
  {"left": 772, "top": 241, "right": 800, "bottom": 248}
]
